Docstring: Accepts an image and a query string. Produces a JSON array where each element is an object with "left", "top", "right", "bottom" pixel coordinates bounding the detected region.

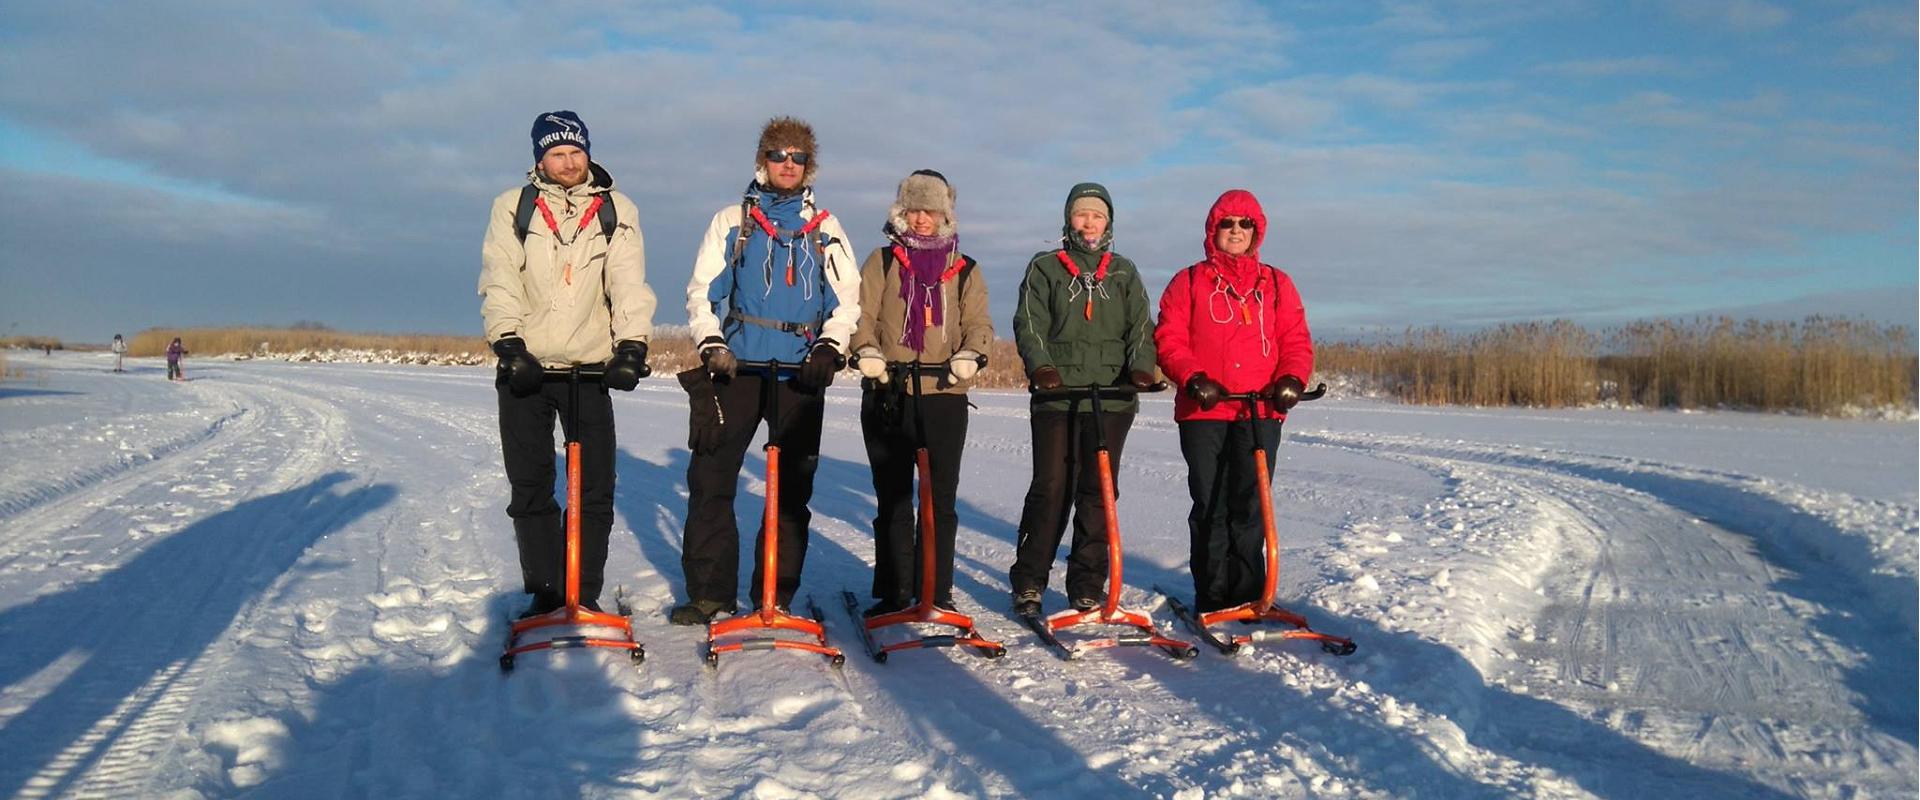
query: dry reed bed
[
  {"left": 112, "top": 317, "right": 1915, "bottom": 415},
  {"left": 1318, "top": 316, "right": 1916, "bottom": 415}
]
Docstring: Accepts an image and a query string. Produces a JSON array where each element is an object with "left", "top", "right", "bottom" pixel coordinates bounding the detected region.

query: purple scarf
[{"left": 895, "top": 230, "right": 957, "bottom": 353}]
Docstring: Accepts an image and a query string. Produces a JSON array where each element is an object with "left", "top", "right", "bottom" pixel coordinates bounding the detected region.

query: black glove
[
  {"left": 1268, "top": 374, "right": 1307, "bottom": 413},
  {"left": 1185, "top": 372, "right": 1227, "bottom": 410},
  {"left": 1030, "top": 366, "right": 1062, "bottom": 391},
  {"left": 698, "top": 336, "right": 736, "bottom": 380},
  {"left": 797, "top": 339, "right": 842, "bottom": 390},
  {"left": 603, "top": 340, "right": 649, "bottom": 391},
  {"left": 677, "top": 367, "right": 725, "bottom": 454},
  {"left": 492, "top": 335, "right": 544, "bottom": 398},
  {"left": 1129, "top": 369, "right": 1157, "bottom": 390}
]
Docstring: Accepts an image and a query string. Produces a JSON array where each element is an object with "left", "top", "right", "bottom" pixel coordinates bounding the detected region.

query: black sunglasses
[
  {"left": 1216, "top": 218, "right": 1256, "bottom": 231},
  {"left": 764, "top": 149, "right": 812, "bottom": 165}
]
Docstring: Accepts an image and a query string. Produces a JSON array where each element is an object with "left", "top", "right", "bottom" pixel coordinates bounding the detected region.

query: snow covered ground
[{"left": 1, "top": 352, "right": 1913, "bottom": 799}]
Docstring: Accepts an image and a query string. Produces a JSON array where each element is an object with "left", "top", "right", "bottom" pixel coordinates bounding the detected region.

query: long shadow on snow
[
  {"left": 821, "top": 445, "right": 1796, "bottom": 798},
  {"left": 611, "top": 447, "right": 698, "bottom": 617},
  {"left": 1147, "top": 605, "right": 1798, "bottom": 799},
  {"left": 757, "top": 450, "right": 1144, "bottom": 797},
  {"left": 0, "top": 387, "right": 82, "bottom": 400},
  {"left": 241, "top": 596, "right": 646, "bottom": 797},
  {"left": 1300, "top": 434, "right": 1920, "bottom": 747},
  {"left": 0, "top": 472, "right": 395, "bottom": 799}
]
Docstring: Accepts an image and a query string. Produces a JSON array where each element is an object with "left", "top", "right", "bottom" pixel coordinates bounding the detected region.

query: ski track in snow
[{"left": 0, "top": 353, "right": 1912, "bottom": 799}]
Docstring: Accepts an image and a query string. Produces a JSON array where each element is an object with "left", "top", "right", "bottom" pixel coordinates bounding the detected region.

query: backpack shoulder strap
[
  {"left": 599, "top": 193, "right": 618, "bottom": 240},
  {"left": 511, "top": 184, "right": 539, "bottom": 243},
  {"left": 730, "top": 197, "right": 756, "bottom": 268}
]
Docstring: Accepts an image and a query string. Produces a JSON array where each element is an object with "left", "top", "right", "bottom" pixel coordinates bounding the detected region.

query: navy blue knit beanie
[{"left": 531, "top": 110, "right": 590, "bottom": 162}]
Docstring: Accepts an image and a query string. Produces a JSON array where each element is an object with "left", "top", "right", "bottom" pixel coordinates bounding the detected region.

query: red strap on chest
[
  {"left": 749, "top": 207, "right": 832, "bottom": 286},
  {"left": 534, "top": 195, "right": 604, "bottom": 285},
  {"left": 1053, "top": 250, "right": 1111, "bottom": 321},
  {"left": 892, "top": 246, "right": 966, "bottom": 283},
  {"left": 534, "top": 195, "right": 603, "bottom": 240},
  {"left": 1053, "top": 249, "right": 1110, "bottom": 282}
]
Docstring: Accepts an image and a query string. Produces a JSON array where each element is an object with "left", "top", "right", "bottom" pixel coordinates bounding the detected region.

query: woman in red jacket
[{"left": 1154, "top": 189, "right": 1312, "bottom": 613}]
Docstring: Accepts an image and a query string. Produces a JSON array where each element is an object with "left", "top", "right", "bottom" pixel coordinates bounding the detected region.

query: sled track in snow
[
  {"left": 1291, "top": 429, "right": 1917, "bottom": 795},
  {"left": 0, "top": 406, "right": 248, "bottom": 521}
]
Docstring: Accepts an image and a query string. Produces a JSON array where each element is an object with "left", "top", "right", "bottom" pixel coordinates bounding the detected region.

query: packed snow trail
[{"left": 0, "top": 353, "right": 1911, "bottom": 798}]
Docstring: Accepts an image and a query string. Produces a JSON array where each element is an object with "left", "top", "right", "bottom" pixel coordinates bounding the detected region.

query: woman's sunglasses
[
  {"left": 1216, "top": 218, "right": 1256, "bottom": 231},
  {"left": 764, "top": 149, "right": 812, "bottom": 165}
]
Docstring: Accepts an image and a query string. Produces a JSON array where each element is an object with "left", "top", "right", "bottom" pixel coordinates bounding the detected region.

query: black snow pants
[
  {"left": 497, "top": 375, "right": 616, "bottom": 606},
  {"left": 1178, "top": 418, "right": 1282, "bottom": 612},
  {"left": 861, "top": 387, "right": 970, "bottom": 607},
  {"left": 681, "top": 374, "right": 825, "bottom": 610},
  {"left": 1008, "top": 407, "right": 1135, "bottom": 602}
]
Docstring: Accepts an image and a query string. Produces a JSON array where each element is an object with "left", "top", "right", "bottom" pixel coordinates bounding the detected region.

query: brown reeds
[
  {"left": 128, "top": 328, "right": 488, "bottom": 359},
  {"left": 118, "top": 326, "right": 1034, "bottom": 387},
  {"left": 1319, "top": 316, "right": 1916, "bottom": 415}
]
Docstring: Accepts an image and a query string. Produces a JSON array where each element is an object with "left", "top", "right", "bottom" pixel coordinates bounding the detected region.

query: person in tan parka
[
  {"left": 477, "top": 110, "right": 656, "bottom": 618},
  {"left": 849, "top": 169, "right": 992, "bottom": 616}
]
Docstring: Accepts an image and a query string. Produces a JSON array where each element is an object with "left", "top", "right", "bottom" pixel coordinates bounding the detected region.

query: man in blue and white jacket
[{"left": 672, "top": 116, "right": 860, "bottom": 625}]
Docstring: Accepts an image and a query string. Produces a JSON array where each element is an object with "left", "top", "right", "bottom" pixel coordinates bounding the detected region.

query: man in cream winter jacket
[{"left": 479, "top": 110, "right": 656, "bottom": 618}]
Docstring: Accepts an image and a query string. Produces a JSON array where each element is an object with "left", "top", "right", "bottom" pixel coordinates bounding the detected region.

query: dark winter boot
[
  {"left": 864, "top": 597, "right": 910, "bottom": 619},
  {"left": 1012, "top": 589, "right": 1043, "bottom": 617},
  {"left": 668, "top": 599, "right": 735, "bottom": 626},
  {"left": 518, "top": 592, "right": 564, "bottom": 619}
]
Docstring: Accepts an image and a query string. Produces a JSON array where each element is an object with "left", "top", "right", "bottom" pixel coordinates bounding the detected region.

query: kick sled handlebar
[
  {"left": 882, "top": 354, "right": 987, "bottom": 371},
  {"left": 539, "top": 365, "right": 607, "bottom": 382},
  {"left": 1028, "top": 381, "right": 1171, "bottom": 398},
  {"left": 734, "top": 354, "right": 848, "bottom": 375},
  {"left": 1222, "top": 382, "right": 1328, "bottom": 405}
]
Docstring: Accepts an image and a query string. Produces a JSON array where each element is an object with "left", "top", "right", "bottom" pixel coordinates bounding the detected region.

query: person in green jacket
[{"left": 1008, "top": 182, "right": 1158, "bottom": 616}]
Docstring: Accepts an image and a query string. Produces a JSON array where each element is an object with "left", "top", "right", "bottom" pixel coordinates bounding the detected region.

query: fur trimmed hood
[{"left": 886, "top": 169, "right": 957, "bottom": 238}]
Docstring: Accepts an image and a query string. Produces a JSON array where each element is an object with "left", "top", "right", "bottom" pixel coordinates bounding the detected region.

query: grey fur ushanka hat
[{"left": 887, "top": 169, "right": 957, "bottom": 237}]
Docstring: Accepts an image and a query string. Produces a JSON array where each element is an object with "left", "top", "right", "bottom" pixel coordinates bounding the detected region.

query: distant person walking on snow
[
  {"left": 111, "top": 334, "right": 127, "bottom": 373},
  {"left": 1007, "top": 182, "right": 1158, "bottom": 617},
  {"left": 1154, "top": 189, "right": 1312, "bottom": 613},
  {"left": 165, "top": 337, "right": 186, "bottom": 380},
  {"left": 671, "top": 117, "right": 859, "bottom": 625},
  {"left": 849, "top": 169, "right": 993, "bottom": 617},
  {"left": 478, "top": 110, "right": 657, "bottom": 618}
]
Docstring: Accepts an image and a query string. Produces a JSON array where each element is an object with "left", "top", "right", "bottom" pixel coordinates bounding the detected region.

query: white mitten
[
  {"left": 856, "top": 349, "right": 889, "bottom": 383},
  {"left": 949, "top": 350, "right": 982, "bottom": 382}
]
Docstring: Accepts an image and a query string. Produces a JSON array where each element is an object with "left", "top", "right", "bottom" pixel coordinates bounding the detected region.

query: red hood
[{"left": 1202, "top": 189, "right": 1266, "bottom": 275}]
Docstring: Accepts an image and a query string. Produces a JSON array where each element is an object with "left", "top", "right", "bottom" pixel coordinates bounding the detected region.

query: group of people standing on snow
[{"left": 478, "top": 111, "right": 1313, "bottom": 625}]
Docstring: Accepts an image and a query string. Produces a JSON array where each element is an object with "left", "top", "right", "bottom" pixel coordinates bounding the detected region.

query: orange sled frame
[
  {"left": 501, "top": 368, "right": 645, "bottom": 672},
  {"left": 1166, "top": 385, "right": 1356, "bottom": 657},
  {"left": 705, "top": 360, "right": 845, "bottom": 668},
  {"left": 1030, "top": 383, "right": 1197, "bottom": 660},
  {"left": 852, "top": 360, "right": 1007, "bottom": 663}
]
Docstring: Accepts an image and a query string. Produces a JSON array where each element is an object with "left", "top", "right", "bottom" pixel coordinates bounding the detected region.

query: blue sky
[{"left": 1, "top": 0, "right": 1913, "bottom": 344}]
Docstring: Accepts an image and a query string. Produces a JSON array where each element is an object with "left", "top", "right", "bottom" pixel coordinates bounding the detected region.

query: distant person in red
[
  {"left": 1153, "top": 189, "right": 1313, "bottom": 612},
  {"left": 166, "top": 337, "right": 187, "bottom": 381}
]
